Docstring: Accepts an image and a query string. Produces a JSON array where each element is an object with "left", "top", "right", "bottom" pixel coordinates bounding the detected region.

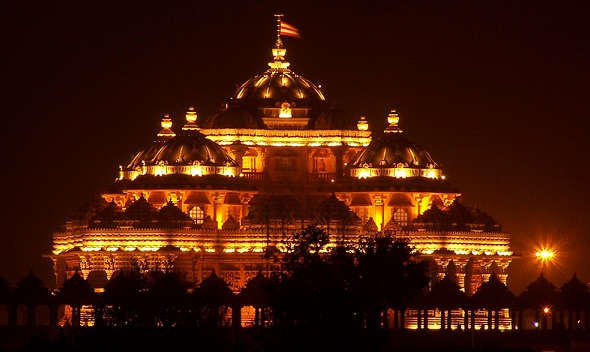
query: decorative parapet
[
  {"left": 53, "top": 226, "right": 511, "bottom": 258},
  {"left": 200, "top": 128, "right": 372, "bottom": 147}
]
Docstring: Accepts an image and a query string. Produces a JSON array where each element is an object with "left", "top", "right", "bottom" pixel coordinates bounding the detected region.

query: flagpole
[{"left": 274, "top": 14, "right": 284, "bottom": 47}]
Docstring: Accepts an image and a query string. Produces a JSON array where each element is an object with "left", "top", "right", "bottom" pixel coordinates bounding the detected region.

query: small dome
[
  {"left": 203, "top": 106, "right": 262, "bottom": 129},
  {"left": 350, "top": 132, "right": 438, "bottom": 168},
  {"left": 121, "top": 114, "right": 241, "bottom": 180},
  {"left": 152, "top": 132, "right": 237, "bottom": 166},
  {"left": 348, "top": 110, "right": 443, "bottom": 180},
  {"left": 313, "top": 106, "right": 358, "bottom": 130}
]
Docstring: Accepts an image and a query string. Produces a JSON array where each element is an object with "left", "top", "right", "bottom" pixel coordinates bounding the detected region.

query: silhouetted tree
[
  {"left": 273, "top": 225, "right": 342, "bottom": 328},
  {"left": 247, "top": 194, "right": 299, "bottom": 240},
  {"left": 357, "top": 234, "right": 429, "bottom": 330},
  {"left": 138, "top": 270, "right": 190, "bottom": 327},
  {"left": 316, "top": 193, "right": 357, "bottom": 239}
]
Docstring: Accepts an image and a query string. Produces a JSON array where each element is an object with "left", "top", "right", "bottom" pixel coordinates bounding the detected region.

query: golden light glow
[
  {"left": 185, "top": 107, "right": 197, "bottom": 123},
  {"left": 536, "top": 248, "right": 555, "bottom": 261},
  {"left": 161, "top": 118, "right": 173, "bottom": 130},
  {"left": 357, "top": 116, "right": 369, "bottom": 131},
  {"left": 394, "top": 168, "right": 407, "bottom": 178},
  {"left": 279, "top": 102, "right": 292, "bottom": 118}
]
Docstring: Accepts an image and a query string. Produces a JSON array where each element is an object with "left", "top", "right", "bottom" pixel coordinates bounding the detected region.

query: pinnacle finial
[
  {"left": 269, "top": 14, "right": 291, "bottom": 71},
  {"left": 357, "top": 116, "right": 369, "bottom": 131},
  {"left": 182, "top": 107, "right": 200, "bottom": 131},
  {"left": 157, "top": 114, "right": 176, "bottom": 139},
  {"left": 385, "top": 109, "right": 403, "bottom": 133}
]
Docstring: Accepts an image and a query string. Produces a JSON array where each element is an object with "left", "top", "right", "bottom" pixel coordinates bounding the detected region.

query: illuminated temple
[{"left": 50, "top": 26, "right": 514, "bottom": 305}]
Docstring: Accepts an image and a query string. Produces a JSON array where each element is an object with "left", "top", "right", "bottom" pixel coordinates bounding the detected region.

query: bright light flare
[{"left": 535, "top": 248, "right": 555, "bottom": 262}]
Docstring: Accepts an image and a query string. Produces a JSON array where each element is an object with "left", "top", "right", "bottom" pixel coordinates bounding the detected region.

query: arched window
[
  {"left": 393, "top": 208, "right": 408, "bottom": 227},
  {"left": 189, "top": 206, "right": 205, "bottom": 224}
]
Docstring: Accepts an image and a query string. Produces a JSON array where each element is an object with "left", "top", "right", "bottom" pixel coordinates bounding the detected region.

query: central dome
[{"left": 203, "top": 44, "right": 358, "bottom": 130}]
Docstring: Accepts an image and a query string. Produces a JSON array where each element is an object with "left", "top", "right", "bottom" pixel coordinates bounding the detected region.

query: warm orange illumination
[{"left": 536, "top": 248, "right": 555, "bottom": 261}]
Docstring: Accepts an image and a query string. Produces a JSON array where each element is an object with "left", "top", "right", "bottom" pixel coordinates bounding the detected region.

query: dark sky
[{"left": 1, "top": 1, "right": 588, "bottom": 294}]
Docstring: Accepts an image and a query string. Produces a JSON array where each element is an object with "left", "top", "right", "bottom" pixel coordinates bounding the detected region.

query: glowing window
[
  {"left": 393, "top": 208, "right": 408, "bottom": 227},
  {"left": 189, "top": 206, "right": 205, "bottom": 224}
]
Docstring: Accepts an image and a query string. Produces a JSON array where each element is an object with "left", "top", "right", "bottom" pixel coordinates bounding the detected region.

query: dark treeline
[{"left": 2, "top": 225, "right": 590, "bottom": 331}]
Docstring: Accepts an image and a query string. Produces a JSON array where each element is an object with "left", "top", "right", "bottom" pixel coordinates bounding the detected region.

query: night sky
[{"left": 2, "top": 1, "right": 588, "bottom": 294}]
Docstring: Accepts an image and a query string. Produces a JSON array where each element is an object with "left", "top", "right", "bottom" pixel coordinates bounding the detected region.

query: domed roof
[
  {"left": 203, "top": 43, "right": 333, "bottom": 130},
  {"left": 313, "top": 106, "right": 358, "bottom": 130},
  {"left": 202, "top": 106, "right": 262, "bottom": 129},
  {"left": 233, "top": 70, "right": 326, "bottom": 110},
  {"left": 121, "top": 111, "right": 240, "bottom": 180},
  {"left": 348, "top": 110, "right": 443, "bottom": 180},
  {"left": 151, "top": 132, "right": 236, "bottom": 166},
  {"left": 350, "top": 131, "right": 438, "bottom": 168}
]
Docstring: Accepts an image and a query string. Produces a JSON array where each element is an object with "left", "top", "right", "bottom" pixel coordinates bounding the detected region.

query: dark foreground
[{"left": 2, "top": 326, "right": 589, "bottom": 352}]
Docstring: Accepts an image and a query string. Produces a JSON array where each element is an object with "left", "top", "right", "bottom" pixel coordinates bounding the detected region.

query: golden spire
[
  {"left": 357, "top": 116, "right": 369, "bottom": 131},
  {"left": 182, "top": 107, "right": 200, "bottom": 131},
  {"left": 384, "top": 109, "right": 403, "bottom": 133},
  {"left": 157, "top": 114, "right": 176, "bottom": 139},
  {"left": 269, "top": 14, "right": 290, "bottom": 71}
]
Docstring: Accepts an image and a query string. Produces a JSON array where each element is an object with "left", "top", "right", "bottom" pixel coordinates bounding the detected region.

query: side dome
[
  {"left": 120, "top": 109, "right": 240, "bottom": 180},
  {"left": 152, "top": 133, "right": 236, "bottom": 166},
  {"left": 313, "top": 106, "right": 358, "bottom": 130},
  {"left": 349, "top": 110, "right": 443, "bottom": 180},
  {"left": 202, "top": 106, "right": 262, "bottom": 129}
]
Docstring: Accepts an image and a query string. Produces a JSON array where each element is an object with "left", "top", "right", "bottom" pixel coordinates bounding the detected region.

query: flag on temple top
[{"left": 280, "top": 21, "right": 301, "bottom": 38}]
